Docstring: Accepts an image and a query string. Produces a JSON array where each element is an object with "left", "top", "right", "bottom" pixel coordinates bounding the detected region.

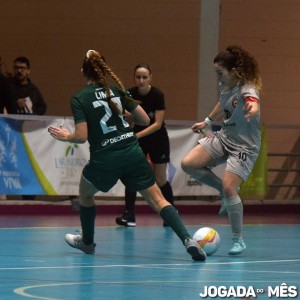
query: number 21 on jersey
[{"left": 93, "top": 97, "right": 129, "bottom": 134}]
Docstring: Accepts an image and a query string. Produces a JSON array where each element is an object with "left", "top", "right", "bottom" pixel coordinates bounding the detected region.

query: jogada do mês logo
[{"left": 199, "top": 283, "right": 298, "bottom": 298}]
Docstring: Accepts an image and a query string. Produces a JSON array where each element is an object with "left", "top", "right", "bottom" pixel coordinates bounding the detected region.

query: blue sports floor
[{"left": 0, "top": 208, "right": 299, "bottom": 300}]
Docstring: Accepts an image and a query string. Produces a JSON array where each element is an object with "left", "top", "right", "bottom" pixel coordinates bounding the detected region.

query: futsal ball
[{"left": 193, "top": 227, "right": 220, "bottom": 256}]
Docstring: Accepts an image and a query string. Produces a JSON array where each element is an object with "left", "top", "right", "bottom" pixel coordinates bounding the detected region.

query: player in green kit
[{"left": 48, "top": 49, "right": 206, "bottom": 261}]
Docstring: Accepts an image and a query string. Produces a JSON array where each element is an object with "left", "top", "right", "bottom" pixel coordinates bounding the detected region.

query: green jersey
[{"left": 71, "top": 84, "right": 138, "bottom": 157}]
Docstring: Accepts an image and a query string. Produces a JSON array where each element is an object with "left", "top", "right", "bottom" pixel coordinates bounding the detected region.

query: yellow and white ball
[{"left": 193, "top": 227, "right": 220, "bottom": 256}]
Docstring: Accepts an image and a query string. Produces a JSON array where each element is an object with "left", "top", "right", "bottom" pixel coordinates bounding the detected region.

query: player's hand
[
  {"left": 124, "top": 111, "right": 135, "bottom": 128},
  {"left": 244, "top": 101, "right": 259, "bottom": 121},
  {"left": 17, "top": 98, "right": 27, "bottom": 108},
  {"left": 48, "top": 126, "right": 70, "bottom": 141},
  {"left": 125, "top": 115, "right": 135, "bottom": 128},
  {"left": 191, "top": 121, "right": 207, "bottom": 134}
]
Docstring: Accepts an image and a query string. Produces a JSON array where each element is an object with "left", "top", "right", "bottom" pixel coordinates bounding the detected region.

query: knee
[
  {"left": 154, "top": 172, "right": 167, "bottom": 187},
  {"left": 79, "top": 195, "right": 95, "bottom": 207},
  {"left": 140, "top": 185, "right": 167, "bottom": 212},
  {"left": 157, "top": 179, "right": 166, "bottom": 187},
  {"left": 181, "top": 157, "right": 192, "bottom": 173},
  {"left": 222, "top": 184, "right": 239, "bottom": 199}
]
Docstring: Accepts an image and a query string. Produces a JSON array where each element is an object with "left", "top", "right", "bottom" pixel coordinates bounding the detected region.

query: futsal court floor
[{"left": 0, "top": 201, "right": 299, "bottom": 300}]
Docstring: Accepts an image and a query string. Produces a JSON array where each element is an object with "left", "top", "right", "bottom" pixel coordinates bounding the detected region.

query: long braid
[
  {"left": 100, "top": 59, "right": 139, "bottom": 104},
  {"left": 85, "top": 50, "right": 138, "bottom": 115},
  {"left": 87, "top": 53, "right": 121, "bottom": 114}
]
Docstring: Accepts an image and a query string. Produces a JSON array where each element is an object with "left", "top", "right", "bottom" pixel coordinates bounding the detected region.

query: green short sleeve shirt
[{"left": 71, "top": 84, "right": 138, "bottom": 156}]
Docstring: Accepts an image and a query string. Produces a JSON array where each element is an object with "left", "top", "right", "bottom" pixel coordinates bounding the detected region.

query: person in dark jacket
[{"left": 11, "top": 56, "right": 47, "bottom": 115}]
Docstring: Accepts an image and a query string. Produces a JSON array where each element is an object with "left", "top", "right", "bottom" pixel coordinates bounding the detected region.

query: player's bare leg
[{"left": 181, "top": 144, "right": 224, "bottom": 211}]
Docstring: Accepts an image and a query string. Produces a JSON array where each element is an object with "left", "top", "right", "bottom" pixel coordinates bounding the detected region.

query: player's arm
[
  {"left": 208, "top": 102, "right": 223, "bottom": 121},
  {"left": 48, "top": 122, "right": 87, "bottom": 143},
  {"left": 135, "top": 110, "right": 164, "bottom": 139},
  {"left": 129, "top": 105, "right": 150, "bottom": 127},
  {"left": 191, "top": 102, "right": 223, "bottom": 133},
  {"left": 243, "top": 97, "right": 259, "bottom": 121}
]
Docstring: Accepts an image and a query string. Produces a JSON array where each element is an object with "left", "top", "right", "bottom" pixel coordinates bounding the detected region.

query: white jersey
[{"left": 217, "top": 82, "right": 261, "bottom": 155}]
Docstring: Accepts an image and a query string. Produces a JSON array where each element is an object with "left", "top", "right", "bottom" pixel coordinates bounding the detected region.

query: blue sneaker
[{"left": 228, "top": 237, "right": 246, "bottom": 255}]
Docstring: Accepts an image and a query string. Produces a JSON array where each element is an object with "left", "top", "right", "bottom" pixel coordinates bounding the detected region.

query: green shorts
[{"left": 82, "top": 142, "right": 155, "bottom": 192}]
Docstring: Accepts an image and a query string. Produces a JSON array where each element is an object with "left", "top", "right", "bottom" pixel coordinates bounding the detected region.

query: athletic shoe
[
  {"left": 65, "top": 234, "right": 96, "bottom": 254},
  {"left": 115, "top": 212, "right": 136, "bottom": 227},
  {"left": 228, "top": 237, "right": 246, "bottom": 255},
  {"left": 184, "top": 238, "right": 207, "bottom": 261}
]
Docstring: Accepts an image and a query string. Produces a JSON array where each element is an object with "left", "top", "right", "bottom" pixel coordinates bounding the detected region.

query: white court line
[
  {"left": 14, "top": 283, "right": 89, "bottom": 300},
  {"left": 13, "top": 279, "right": 300, "bottom": 300},
  {"left": 1, "top": 258, "right": 300, "bottom": 271}
]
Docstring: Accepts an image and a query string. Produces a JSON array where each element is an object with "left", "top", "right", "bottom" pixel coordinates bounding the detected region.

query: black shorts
[{"left": 139, "top": 137, "right": 170, "bottom": 164}]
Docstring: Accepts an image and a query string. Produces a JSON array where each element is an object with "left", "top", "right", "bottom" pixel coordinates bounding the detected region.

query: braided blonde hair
[{"left": 83, "top": 50, "right": 137, "bottom": 114}]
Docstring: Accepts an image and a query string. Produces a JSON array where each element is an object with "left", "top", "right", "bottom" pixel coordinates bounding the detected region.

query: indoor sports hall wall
[
  {"left": 0, "top": 0, "right": 201, "bottom": 120},
  {"left": 0, "top": 0, "right": 299, "bottom": 200}
]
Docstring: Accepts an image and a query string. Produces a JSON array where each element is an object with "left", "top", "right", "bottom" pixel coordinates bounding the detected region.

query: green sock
[
  {"left": 80, "top": 205, "right": 96, "bottom": 245},
  {"left": 160, "top": 205, "right": 191, "bottom": 244}
]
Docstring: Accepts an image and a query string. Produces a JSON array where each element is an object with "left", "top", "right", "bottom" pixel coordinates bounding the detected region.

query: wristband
[{"left": 204, "top": 117, "right": 213, "bottom": 125}]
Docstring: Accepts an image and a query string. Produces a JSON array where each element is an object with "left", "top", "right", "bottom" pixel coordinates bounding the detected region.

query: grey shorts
[{"left": 199, "top": 134, "right": 259, "bottom": 181}]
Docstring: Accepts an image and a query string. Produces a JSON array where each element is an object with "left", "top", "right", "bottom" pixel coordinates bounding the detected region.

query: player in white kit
[{"left": 181, "top": 45, "right": 262, "bottom": 255}]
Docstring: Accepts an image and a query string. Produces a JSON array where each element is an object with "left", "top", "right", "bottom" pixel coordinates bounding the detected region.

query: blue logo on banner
[{"left": 0, "top": 118, "right": 44, "bottom": 194}]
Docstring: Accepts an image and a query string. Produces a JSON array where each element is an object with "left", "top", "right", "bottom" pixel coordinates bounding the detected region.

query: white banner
[{"left": 0, "top": 115, "right": 224, "bottom": 196}]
